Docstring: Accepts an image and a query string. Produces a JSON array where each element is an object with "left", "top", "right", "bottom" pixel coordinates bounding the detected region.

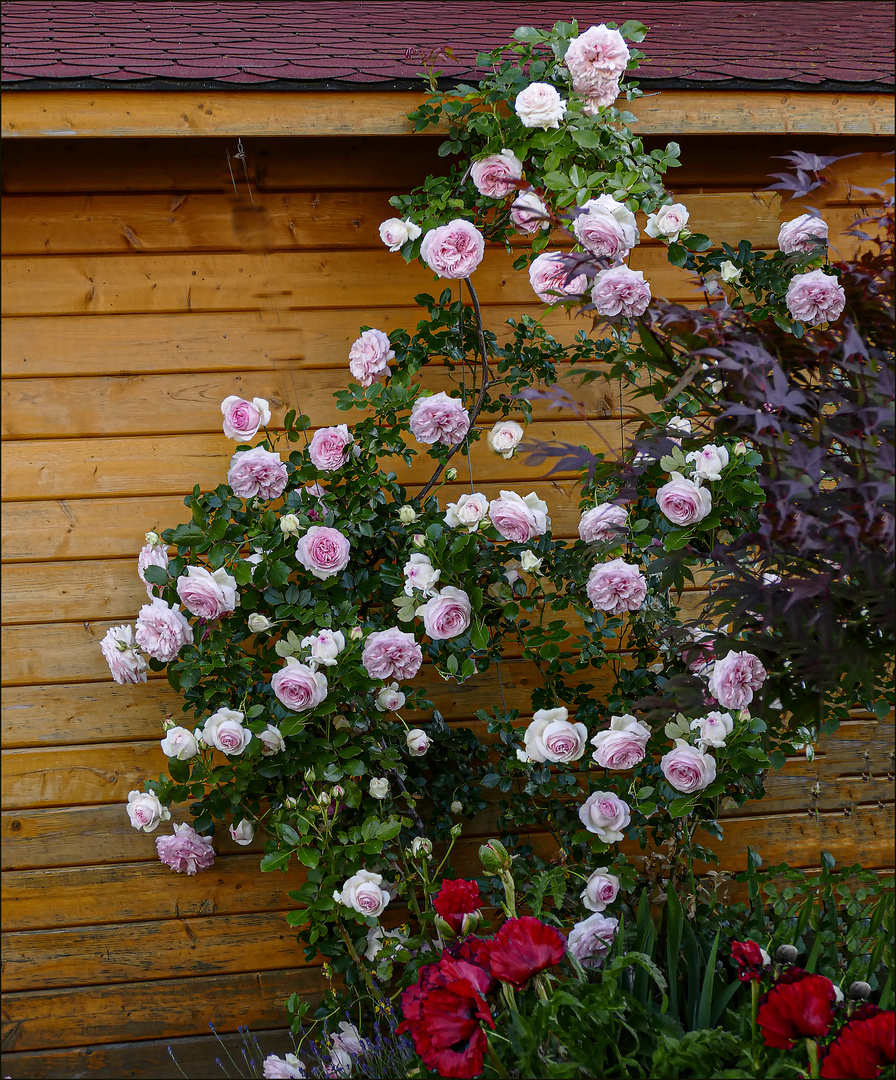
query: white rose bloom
[
  {"left": 375, "top": 682, "right": 406, "bottom": 712},
  {"left": 369, "top": 777, "right": 390, "bottom": 800},
  {"left": 520, "top": 549, "right": 543, "bottom": 573},
  {"left": 444, "top": 492, "right": 489, "bottom": 531},
  {"left": 644, "top": 202, "right": 690, "bottom": 242},
  {"left": 406, "top": 728, "right": 431, "bottom": 756},
  {"left": 338, "top": 869, "right": 392, "bottom": 917},
  {"left": 229, "top": 819, "right": 255, "bottom": 846},
  {"left": 514, "top": 82, "right": 567, "bottom": 129},
  {"left": 160, "top": 725, "right": 199, "bottom": 761},
  {"left": 410, "top": 836, "right": 433, "bottom": 858},
  {"left": 379, "top": 217, "right": 422, "bottom": 252},
  {"left": 487, "top": 419, "right": 525, "bottom": 459},
  {"left": 126, "top": 790, "right": 171, "bottom": 833},
  {"left": 279, "top": 513, "right": 302, "bottom": 536},
  {"left": 686, "top": 444, "right": 730, "bottom": 482},
  {"left": 247, "top": 612, "right": 273, "bottom": 633},
  {"left": 719, "top": 260, "right": 743, "bottom": 284},
  {"left": 524, "top": 706, "right": 589, "bottom": 763},
  {"left": 200, "top": 707, "right": 253, "bottom": 756},
  {"left": 690, "top": 710, "right": 735, "bottom": 748},
  {"left": 398, "top": 504, "right": 418, "bottom": 524},
  {"left": 403, "top": 553, "right": 441, "bottom": 597},
  {"left": 258, "top": 724, "right": 286, "bottom": 756},
  {"left": 300, "top": 628, "right": 346, "bottom": 669}
]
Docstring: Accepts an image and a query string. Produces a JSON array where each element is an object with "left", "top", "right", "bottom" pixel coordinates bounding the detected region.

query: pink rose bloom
[
  {"left": 529, "top": 251, "right": 588, "bottom": 304},
  {"left": 590, "top": 713, "right": 651, "bottom": 770},
  {"left": 580, "top": 870, "right": 620, "bottom": 913},
  {"left": 645, "top": 203, "right": 690, "bottom": 243},
  {"left": 101, "top": 624, "right": 148, "bottom": 684},
  {"left": 579, "top": 503, "right": 628, "bottom": 544},
  {"left": 420, "top": 219, "right": 485, "bottom": 278},
  {"left": 308, "top": 424, "right": 353, "bottom": 471},
  {"left": 661, "top": 740, "right": 717, "bottom": 793},
  {"left": 296, "top": 525, "right": 351, "bottom": 580},
  {"left": 378, "top": 217, "right": 421, "bottom": 252},
  {"left": 444, "top": 492, "right": 489, "bottom": 531},
  {"left": 227, "top": 446, "right": 288, "bottom": 500},
  {"left": 656, "top": 472, "right": 713, "bottom": 526},
  {"left": 707, "top": 650, "right": 767, "bottom": 710},
  {"left": 135, "top": 597, "right": 194, "bottom": 663},
  {"left": 565, "top": 24, "right": 630, "bottom": 94},
  {"left": 581, "top": 79, "right": 622, "bottom": 112},
  {"left": 220, "top": 395, "right": 271, "bottom": 442},
  {"left": 578, "top": 790, "right": 631, "bottom": 843},
  {"left": 176, "top": 565, "right": 238, "bottom": 620},
  {"left": 156, "top": 822, "right": 215, "bottom": 875},
  {"left": 262, "top": 1054, "right": 304, "bottom": 1080},
  {"left": 137, "top": 540, "right": 169, "bottom": 597},
  {"left": 200, "top": 706, "right": 253, "bottom": 755},
  {"left": 778, "top": 213, "right": 829, "bottom": 254},
  {"left": 338, "top": 869, "right": 392, "bottom": 917},
  {"left": 567, "top": 912, "right": 618, "bottom": 968},
  {"left": 349, "top": 329, "right": 394, "bottom": 387},
  {"left": 682, "top": 629, "right": 716, "bottom": 677},
  {"left": 586, "top": 558, "right": 647, "bottom": 615},
  {"left": 271, "top": 657, "right": 328, "bottom": 712},
  {"left": 409, "top": 392, "right": 471, "bottom": 445},
  {"left": 573, "top": 195, "right": 638, "bottom": 259},
  {"left": 488, "top": 490, "right": 550, "bottom": 542},
  {"left": 523, "top": 706, "right": 588, "bottom": 763},
  {"left": 406, "top": 728, "right": 431, "bottom": 756},
  {"left": 511, "top": 190, "right": 551, "bottom": 233},
  {"left": 160, "top": 725, "right": 199, "bottom": 761},
  {"left": 690, "top": 710, "right": 735, "bottom": 748},
  {"left": 591, "top": 265, "right": 651, "bottom": 317},
  {"left": 785, "top": 269, "right": 845, "bottom": 325},
  {"left": 514, "top": 82, "right": 567, "bottom": 129},
  {"left": 361, "top": 627, "right": 423, "bottom": 681},
  {"left": 418, "top": 586, "right": 472, "bottom": 640},
  {"left": 126, "top": 789, "right": 170, "bottom": 832},
  {"left": 470, "top": 149, "right": 524, "bottom": 198}
]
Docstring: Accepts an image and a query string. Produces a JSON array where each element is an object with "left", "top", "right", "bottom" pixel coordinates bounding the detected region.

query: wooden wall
[{"left": 2, "top": 129, "right": 893, "bottom": 1078}]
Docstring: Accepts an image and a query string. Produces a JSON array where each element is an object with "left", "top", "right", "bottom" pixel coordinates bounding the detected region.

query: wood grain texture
[
  {"left": 0, "top": 966, "right": 324, "bottom": 1053},
  {"left": 2, "top": 90, "right": 892, "bottom": 139}
]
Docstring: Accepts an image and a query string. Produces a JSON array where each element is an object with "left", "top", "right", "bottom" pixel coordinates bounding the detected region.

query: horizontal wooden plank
[
  {"left": 0, "top": 1027, "right": 294, "bottom": 1080},
  {"left": 1, "top": 854, "right": 308, "bottom": 932},
  {"left": 0, "top": 965, "right": 323, "bottom": 1053},
  {"left": 2, "top": 90, "right": 892, "bottom": 139},
  {"left": 0, "top": 191, "right": 789, "bottom": 256},
  {"left": 0, "top": 417, "right": 632, "bottom": 501},
  {"left": 0, "top": 304, "right": 590, "bottom": 379},
  {"left": 0, "top": 246, "right": 699, "bottom": 318}
]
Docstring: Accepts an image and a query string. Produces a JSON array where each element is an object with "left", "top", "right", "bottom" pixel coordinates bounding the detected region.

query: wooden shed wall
[{"left": 2, "top": 129, "right": 893, "bottom": 1078}]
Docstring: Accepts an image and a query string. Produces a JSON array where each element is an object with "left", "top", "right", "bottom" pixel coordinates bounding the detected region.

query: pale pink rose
[
  {"left": 135, "top": 597, "right": 193, "bottom": 663},
  {"left": 300, "top": 628, "right": 346, "bottom": 668},
  {"left": 378, "top": 217, "right": 422, "bottom": 252},
  {"left": 690, "top": 710, "right": 735, "bottom": 748},
  {"left": 331, "top": 1022, "right": 365, "bottom": 1074},
  {"left": 778, "top": 213, "right": 829, "bottom": 254},
  {"left": 403, "top": 553, "right": 441, "bottom": 597},
  {"left": 488, "top": 490, "right": 550, "bottom": 542},
  {"left": 523, "top": 706, "right": 588, "bottom": 763},
  {"left": 229, "top": 819, "right": 255, "bottom": 846},
  {"left": 581, "top": 79, "right": 621, "bottom": 112},
  {"left": 227, "top": 446, "right": 288, "bottom": 500},
  {"left": 308, "top": 424, "right": 353, "bottom": 471},
  {"left": 126, "top": 789, "right": 170, "bottom": 833},
  {"left": 444, "top": 491, "right": 489, "bottom": 530},
  {"left": 418, "top": 586, "right": 472, "bottom": 640},
  {"left": 591, "top": 265, "right": 651, "bottom": 317},
  {"left": 262, "top": 1053, "right": 304, "bottom": 1080},
  {"left": 573, "top": 207, "right": 630, "bottom": 260},
  {"left": 578, "top": 790, "right": 631, "bottom": 842},
  {"left": 707, "top": 650, "right": 767, "bottom": 710},
  {"left": 271, "top": 657, "right": 328, "bottom": 712},
  {"left": 137, "top": 540, "right": 169, "bottom": 597},
  {"left": 682, "top": 629, "right": 716, "bottom": 677},
  {"left": 420, "top": 219, "right": 485, "bottom": 278},
  {"left": 514, "top": 82, "right": 567, "bottom": 129},
  {"left": 349, "top": 329, "right": 394, "bottom": 388},
  {"left": 686, "top": 444, "right": 729, "bottom": 482},
  {"left": 529, "top": 251, "right": 588, "bottom": 304},
  {"left": 409, "top": 392, "right": 471, "bottom": 445},
  {"left": 220, "top": 395, "right": 271, "bottom": 442},
  {"left": 101, "top": 624, "right": 148, "bottom": 684},
  {"left": 258, "top": 724, "right": 286, "bottom": 756},
  {"left": 660, "top": 739, "right": 717, "bottom": 793},
  {"left": 578, "top": 503, "right": 628, "bottom": 544},
  {"left": 656, "top": 472, "right": 713, "bottom": 526},
  {"left": 338, "top": 869, "right": 391, "bottom": 917},
  {"left": 565, "top": 24, "right": 630, "bottom": 94},
  {"left": 375, "top": 682, "right": 406, "bottom": 711},
  {"left": 488, "top": 419, "right": 524, "bottom": 459},
  {"left": 160, "top": 725, "right": 199, "bottom": 761},
  {"left": 580, "top": 194, "right": 639, "bottom": 250},
  {"left": 200, "top": 707, "right": 253, "bottom": 755},
  {"left": 567, "top": 912, "right": 618, "bottom": 968},
  {"left": 645, "top": 202, "right": 690, "bottom": 242},
  {"left": 586, "top": 559, "right": 647, "bottom": 615},
  {"left": 406, "top": 728, "right": 431, "bottom": 756},
  {"left": 296, "top": 526, "right": 351, "bottom": 580},
  {"left": 511, "top": 190, "right": 551, "bottom": 233},
  {"left": 590, "top": 714, "right": 651, "bottom": 770},
  {"left": 785, "top": 269, "right": 845, "bottom": 325},
  {"left": 361, "top": 627, "right": 423, "bottom": 681},
  {"left": 156, "top": 822, "right": 215, "bottom": 875},
  {"left": 176, "top": 565, "right": 238, "bottom": 620},
  {"left": 470, "top": 149, "right": 523, "bottom": 198},
  {"left": 580, "top": 870, "right": 620, "bottom": 912}
]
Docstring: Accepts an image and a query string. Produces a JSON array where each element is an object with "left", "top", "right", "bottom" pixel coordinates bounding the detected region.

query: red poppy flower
[
  {"left": 731, "top": 940, "right": 770, "bottom": 980},
  {"left": 820, "top": 1010, "right": 895, "bottom": 1079},
  {"left": 758, "top": 973, "right": 837, "bottom": 1049},
  {"left": 419, "top": 978, "right": 495, "bottom": 1078},
  {"left": 489, "top": 916, "right": 567, "bottom": 990},
  {"left": 434, "top": 878, "right": 482, "bottom": 934}
]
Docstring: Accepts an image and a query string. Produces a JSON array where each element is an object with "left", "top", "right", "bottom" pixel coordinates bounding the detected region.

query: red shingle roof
[{"left": 2, "top": 1, "right": 894, "bottom": 88}]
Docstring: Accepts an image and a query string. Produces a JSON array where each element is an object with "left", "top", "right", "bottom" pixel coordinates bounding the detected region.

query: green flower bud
[
  {"left": 434, "top": 914, "right": 457, "bottom": 941},
  {"left": 479, "top": 838, "right": 512, "bottom": 874}
]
